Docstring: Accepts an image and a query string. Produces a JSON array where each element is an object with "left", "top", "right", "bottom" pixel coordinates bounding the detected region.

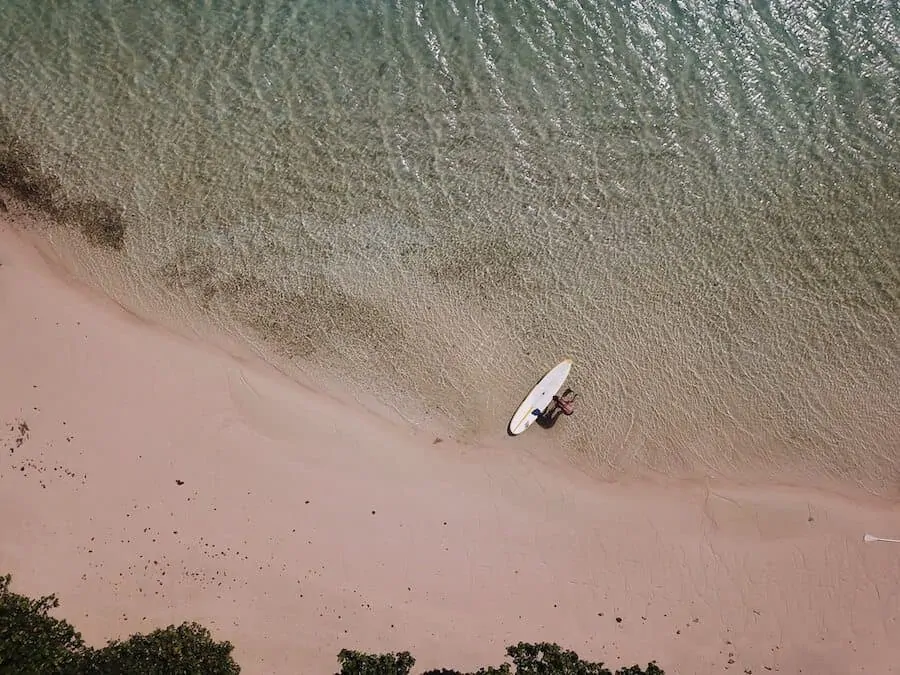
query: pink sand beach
[{"left": 2, "top": 217, "right": 899, "bottom": 674}]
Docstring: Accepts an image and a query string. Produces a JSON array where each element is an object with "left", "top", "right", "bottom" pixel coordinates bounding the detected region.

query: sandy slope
[{"left": 1, "top": 219, "right": 899, "bottom": 674}]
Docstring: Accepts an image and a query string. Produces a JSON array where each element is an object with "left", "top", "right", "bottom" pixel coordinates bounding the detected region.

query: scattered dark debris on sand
[
  {"left": 13, "top": 420, "right": 29, "bottom": 448},
  {"left": 3, "top": 418, "right": 86, "bottom": 486}
]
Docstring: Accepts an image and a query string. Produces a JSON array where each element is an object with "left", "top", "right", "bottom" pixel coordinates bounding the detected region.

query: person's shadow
[{"left": 535, "top": 408, "right": 562, "bottom": 429}]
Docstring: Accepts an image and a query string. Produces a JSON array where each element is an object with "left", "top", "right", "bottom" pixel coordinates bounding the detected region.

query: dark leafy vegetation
[
  {"left": 1, "top": 574, "right": 663, "bottom": 674},
  {"left": 335, "top": 642, "right": 664, "bottom": 675},
  {"left": 0, "top": 574, "right": 238, "bottom": 674}
]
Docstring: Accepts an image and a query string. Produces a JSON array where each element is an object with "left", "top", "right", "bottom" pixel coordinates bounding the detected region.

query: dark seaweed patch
[
  {"left": 0, "top": 118, "right": 61, "bottom": 210},
  {"left": 0, "top": 113, "right": 126, "bottom": 250},
  {"left": 57, "top": 198, "right": 126, "bottom": 249},
  {"left": 159, "top": 248, "right": 408, "bottom": 361}
]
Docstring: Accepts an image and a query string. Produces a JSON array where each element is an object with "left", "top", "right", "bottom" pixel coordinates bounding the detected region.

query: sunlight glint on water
[{"left": 0, "top": 0, "right": 897, "bottom": 490}]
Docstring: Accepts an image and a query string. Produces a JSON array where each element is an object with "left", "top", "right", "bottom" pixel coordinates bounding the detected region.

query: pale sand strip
[{"left": 1, "top": 219, "right": 899, "bottom": 674}]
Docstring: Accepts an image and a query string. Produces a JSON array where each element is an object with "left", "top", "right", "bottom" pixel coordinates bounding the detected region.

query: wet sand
[{"left": 2, "top": 218, "right": 899, "bottom": 674}]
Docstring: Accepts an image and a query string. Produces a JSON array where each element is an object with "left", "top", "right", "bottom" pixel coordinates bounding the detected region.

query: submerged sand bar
[{"left": 1, "top": 219, "right": 899, "bottom": 674}]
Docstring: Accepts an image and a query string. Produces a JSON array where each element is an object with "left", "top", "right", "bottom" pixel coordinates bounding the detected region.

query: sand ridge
[{"left": 1, "top": 219, "right": 899, "bottom": 674}]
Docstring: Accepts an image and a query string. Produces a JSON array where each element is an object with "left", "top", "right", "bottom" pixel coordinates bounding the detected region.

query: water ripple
[{"left": 0, "top": 0, "right": 897, "bottom": 490}]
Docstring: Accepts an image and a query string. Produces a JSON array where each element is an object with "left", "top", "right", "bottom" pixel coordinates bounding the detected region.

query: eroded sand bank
[{"left": 1, "top": 219, "right": 899, "bottom": 674}]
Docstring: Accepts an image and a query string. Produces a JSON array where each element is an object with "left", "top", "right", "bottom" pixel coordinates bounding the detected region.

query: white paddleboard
[{"left": 508, "top": 359, "right": 572, "bottom": 436}]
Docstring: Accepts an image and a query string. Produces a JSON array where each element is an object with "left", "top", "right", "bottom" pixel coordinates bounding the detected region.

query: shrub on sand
[
  {"left": 83, "top": 622, "right": 240, "bottom": 675},
  {"left": 0, "top": 573, "right": 88, "bottom": 674},
  {"left": 2, "top": 573, "right": 664, "bottom": 675},
  {"left": 0, "top": 574, "right": 239, "bottom": 675},
  {"left": 336, "top": 642, "right": 664, "bottom": 675}
]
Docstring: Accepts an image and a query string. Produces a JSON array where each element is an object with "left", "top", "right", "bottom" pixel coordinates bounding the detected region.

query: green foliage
[
  {"left": 344, "top": 643, "right": 663, "bottom": 675},
  {"left": 505, "top": 642, "right": 608, "bottom": 674},
  {"left": 3, "top": 573, "right": 664, "bottom": 675},
  {"left": 0, "top": 573, "right": 87, "bottom": 675},
  {"left": 84, "top": 622, "right": 240, "bottom": 675},
  {"left": 614, "top": 665, "right": 664, "bottom": 675},
  {"left": 337, "top": 649, "right": 416, "bottom": 675},
  {"left": 0, "top": 574, "right": 239, "bottom": 675}
]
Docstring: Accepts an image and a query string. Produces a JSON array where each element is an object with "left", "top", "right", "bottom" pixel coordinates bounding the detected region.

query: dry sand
[{"left": 1, "top": 218, "right": 899, "bottom": 674}]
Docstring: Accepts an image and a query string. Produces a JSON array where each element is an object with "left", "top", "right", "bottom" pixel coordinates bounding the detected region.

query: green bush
[
  {"left": 83, "top": 623, "right": 240, "bottom": 675},
  {"left": 0, "top": 574, "right": 87, "bottom": 675},
  {"left": 0, "top": 574, "right": 239, "bottom": 674},
  {"left": 2, "top": 573, "right": 664, "bottom": 675},
  {"left": 336, "top": 649, "right": 417, "bottom": 675},
  {"left": 337, "top": 642, "right": 663, "bottom": 675}
]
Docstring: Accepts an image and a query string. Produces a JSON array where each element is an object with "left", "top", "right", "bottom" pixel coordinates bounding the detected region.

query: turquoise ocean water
[{"left": 1, "top": 1, "right": 898, "bottom": 490}]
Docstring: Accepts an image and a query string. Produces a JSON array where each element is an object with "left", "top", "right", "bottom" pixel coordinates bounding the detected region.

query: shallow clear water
[{"left": 1, "top": 0, "right": 898, "bottom": 488}]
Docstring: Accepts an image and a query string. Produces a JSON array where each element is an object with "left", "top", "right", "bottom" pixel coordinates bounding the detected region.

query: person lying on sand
[
  {"left": 534, "top": 389, "right": 577, "bottom": 428},
  {"left": 552, "top": 389, "right": 577, "bottom": 416}
]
